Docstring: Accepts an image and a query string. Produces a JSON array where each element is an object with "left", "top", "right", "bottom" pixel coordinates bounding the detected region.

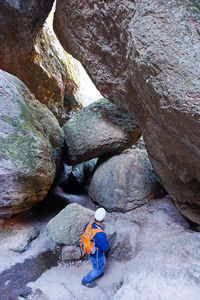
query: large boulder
[
  {"left": 62, "top": 98, "right": 141, "bottom": 165},
  {"left": 54, "top": 0, "right": 200, "bottom": 223},
  {"left": 0, "top": 0, "right": 53, "bottom": 89},
  {"left": 47, "top": 203, "right": 94, "bottom": 245},
  {"left": 89, "top": 149, "right": 159, "bottom": 212},
  {"left": 0, "top": 70, "right": 64, "bottom": 218},
  {"left": 0, "top": 0, "right": 83, "bottom": 124},
  {"left": 47, "top": 203, "right": 116, "bottom": 247}
]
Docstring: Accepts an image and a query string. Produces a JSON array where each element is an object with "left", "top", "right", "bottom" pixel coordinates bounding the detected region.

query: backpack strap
[
  {"left": 93, "top": 227, "right": 104, "bottom": 234},
  {"left": 86, "top": 221, "right": 104, "bottom": 239},
  {"left": 91, "top": 224, "right": 104, "bottom": 244}
]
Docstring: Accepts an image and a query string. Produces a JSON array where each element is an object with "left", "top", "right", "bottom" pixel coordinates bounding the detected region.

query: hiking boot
[
  {"left": 81, "top": 280, "right": 97, "bottom": 288},
  {"left": 99, "top": 271, "right": 104, "bottom": 278}
]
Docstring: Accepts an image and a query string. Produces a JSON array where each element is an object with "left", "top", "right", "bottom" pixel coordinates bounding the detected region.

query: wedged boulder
[
  {"left": 0, "top": 70, "right": 64, "bottom": 218},
  {"left": 54, "top": 0, "right": 200, "bottom": 223},
  {"left": 89, "top": 149, "right": 159, "bottom": 212},
  {"left": 62, "top": 98, "right": 141, "bottom": 165},
  {"left": 47, "top": 203, "right": 116, "bottom": 247}
]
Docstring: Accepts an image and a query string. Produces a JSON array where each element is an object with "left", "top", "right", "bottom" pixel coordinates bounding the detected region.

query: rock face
[
  {"left": 54, "top": 0, "right": 200, "bottom": 223},
  {"left": 0, "top": 0, "right": 82, "bottom": 123},
  {"left": 0, "top": 70, "right": 64, "bottom": 218},
  {"left": 63, "top": 98, "right": 141, "bottom": 165},
  {"left": 61, "top": 246, "right": 82, "bottom": 261},
  {"left": 111, "top": 197, "right": 200, "bottom": 300},
  {"left": 28, "top": 20, "right": 83, "bottom": 124},
  {"left": 89, "top": 149, "right": 159, "bottom": 212},
  {"left": 114, "top": 232, "right": 200, "bottom": 300},
  {"left": 0, "top": 0, "right": 53, "bottom": 88},
  {"left": 114, "top": 237, "right": 200, "bottom": 300},
  {"left": 0, "top": 214, "right": 39, "bottom": 253}
]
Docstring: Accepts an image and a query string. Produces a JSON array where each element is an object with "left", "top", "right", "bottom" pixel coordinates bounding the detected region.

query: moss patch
[
  {"left": 0, "top": 97, "right": 50, "bottom": 172},
  {"left": 62, "top": 50, "right": 80, "bottom": 85}
]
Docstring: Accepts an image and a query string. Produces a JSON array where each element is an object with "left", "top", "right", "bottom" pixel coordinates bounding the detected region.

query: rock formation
[
  {"left": 47, "top": 203, "right": 94, "bottom": 245},
  {"left": 89, "top": 149, "right": 159, "bottom": 212},
  {"left": 47, "top": 203, "right": 115, "bottom": 247},
  {"left": 54, "top": 0, "right": 200, "bottom": 223},
  {"left": 0, "top": 0, "right": 82, "bottom": 124},
  {"left": 62, "top": 98, "right": 141, "bottom": 165},
  {"left": 70, "top": 158, "right": 98, "bottom": 186},
  {"left": 28, "top": 20, "right": 83, "bottom": 124},
  {"left": 114, "top": 204, "right": 200, "bottom": 300},
  {"left": 0, "top": 70, "right": 64, "bottom": 218},
  {"left": 0, "top": 213, "right": 39, "bottom": 253}
]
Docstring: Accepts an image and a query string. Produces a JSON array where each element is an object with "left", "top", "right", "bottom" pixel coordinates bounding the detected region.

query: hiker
[{"left": 81, "top": 208, "right": 109, "bottom": 288}]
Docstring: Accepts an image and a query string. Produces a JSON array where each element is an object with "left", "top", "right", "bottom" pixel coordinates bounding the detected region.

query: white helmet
[{"left": 95, "top": 208, "right": 106, "bottom": 222}]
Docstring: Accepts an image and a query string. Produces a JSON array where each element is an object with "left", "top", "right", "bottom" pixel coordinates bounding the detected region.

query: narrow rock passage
[{"left": 1, "top": 195, "right": 200, "bottom": 300}]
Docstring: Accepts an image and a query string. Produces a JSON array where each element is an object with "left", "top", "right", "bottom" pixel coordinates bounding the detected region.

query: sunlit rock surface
[
  {"left": 0, "top": 70, "right": 64, "bottom": 218},
  {"left": 54, "top": 0, "right": 200, "bottom": 223},
  {"left": 63, "top": 98, "right": 141, "bottom": 165},
  {"left": 30, "top": 17, "right": 83, "bottom": 124}
]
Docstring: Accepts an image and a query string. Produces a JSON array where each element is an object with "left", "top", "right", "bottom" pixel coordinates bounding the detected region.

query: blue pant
[{"left": 82, "top": 254, "right": 106, "bottom": 283}]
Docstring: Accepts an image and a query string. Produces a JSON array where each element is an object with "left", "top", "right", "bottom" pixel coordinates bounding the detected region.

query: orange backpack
[{"left": 80, "top": 221, "right": 103, "bottom": 255}]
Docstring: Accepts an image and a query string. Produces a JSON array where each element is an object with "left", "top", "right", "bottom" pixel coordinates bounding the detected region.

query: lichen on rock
[
  {"left": 62, "top": 98, "right": 141, "bottom": 165},
  {"left": 0, "top": 70, "right": 64, "bottom": 218}
]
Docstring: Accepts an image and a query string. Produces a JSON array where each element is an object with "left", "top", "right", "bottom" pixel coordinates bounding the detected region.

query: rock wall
[
  {"left": 0, "top": 0, "right": 82, "bottom": 124},
  {"left": 54, "top": 0, "right": 200, "bottom": 223}
]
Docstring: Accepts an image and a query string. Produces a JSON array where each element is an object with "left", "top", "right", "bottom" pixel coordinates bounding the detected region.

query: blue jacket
[{"left": 84, "top": 221, "right": 109, "bottom": 258}]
